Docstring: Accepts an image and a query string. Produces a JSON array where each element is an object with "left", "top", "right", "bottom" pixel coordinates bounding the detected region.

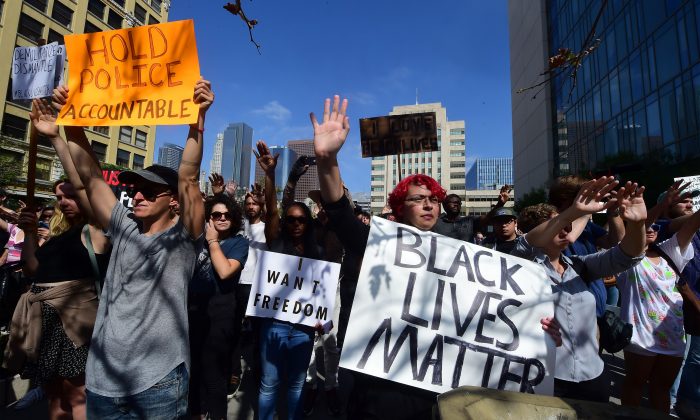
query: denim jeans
[
  {"left": 86, "top": 363, "right": 188, "bottom": 419},
  {"left": 605, "top": 285, "right": 619, "bottom": 306},
  {"left": 258, "top": 319, "right": 314, "bottom": 420},
  {"left": 676, "top": 335, "right": 700, "bottom": 418}
]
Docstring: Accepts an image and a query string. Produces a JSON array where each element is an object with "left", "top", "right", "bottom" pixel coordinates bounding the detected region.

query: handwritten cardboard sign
[
  {"left": 57, "top": 20, "right": 200, "bottom": 126},
  {"left": 12, "top": 42, "right": 65, "bottom": 99},
  {"left": 359, "top": 112, "right": 438, "bottom": 157},
  {"left": 246, "top": 250, "right": 340, "bottom": 328},
  {"left": 339, "top": 217, "right": 556, "bottom": 395}
]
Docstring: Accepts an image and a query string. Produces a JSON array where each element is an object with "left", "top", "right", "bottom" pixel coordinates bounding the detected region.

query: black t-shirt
[
  {"left": 481, "top": 237, "right": 518, "bottom": 255},
  {"left": 35, "top": 225, "right": 109, "bottom": 282}
]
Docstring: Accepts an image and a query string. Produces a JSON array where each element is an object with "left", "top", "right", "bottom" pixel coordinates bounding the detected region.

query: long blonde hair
[{"left": 49, "top": 206, "right": 72, "bottom": 237}]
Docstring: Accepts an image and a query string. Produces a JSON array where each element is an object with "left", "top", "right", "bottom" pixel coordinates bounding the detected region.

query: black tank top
[{"left": 34, "top": 225, "right": 109, "bottom": 283}]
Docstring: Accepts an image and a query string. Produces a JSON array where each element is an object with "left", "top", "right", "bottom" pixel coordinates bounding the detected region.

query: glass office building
[
  {"left": 466, "top": 158, "right": 514, "bottom": 190},
  {"left": 548, "top": 0, "right": 700, "bottom": 177}
]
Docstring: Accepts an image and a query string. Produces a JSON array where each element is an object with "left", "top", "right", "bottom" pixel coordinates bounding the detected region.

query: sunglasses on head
[
  {"left": 210, "top": 211, "right": 231, "bottom": 220},
  {"left": 126, "top": 185, "right": 171, "bottom": 201},
  {"left": 286, "top": 215, "right": 307, "bottom": 224}
]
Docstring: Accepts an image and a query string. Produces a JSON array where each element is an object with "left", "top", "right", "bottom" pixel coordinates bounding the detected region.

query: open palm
[
  {"left": 311, "top": 95, "right": 350, "bottom": 158},
  {"left": 30, "top": 98, "right": 59, "bottom": 138},
  {"left": 617, "top": 181, "right": 647, "bottom": 222},
  {"left": 254, "top": 140, "right": 278, "bottom": 175},
  {"left": 572, "top": 177, "right": 618, "bottom": 214}
]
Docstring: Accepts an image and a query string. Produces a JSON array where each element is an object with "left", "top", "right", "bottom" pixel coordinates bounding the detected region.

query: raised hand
[
  {"left": 250, "top": 183, "right": 264, "bottom": 198},
  {"left": 51, "top": 85, "right": 69, "bottom": 113},
  {"left": 497, "top": 184, "right": 512, "bottom": 206},
  {"left": 30, "top": 98, "right": 59, "bottom": 138},
  {"left": 209, "top": 173, "right": 224, "bottom": 195},
  {"left": 661, "top": 180, "right": 692, "bottom": 209},
  {"left": 288, "top": 156, "right": 309, "bottom": 182},
  {"left": 617, "top": 181, "right": 647, "bottom": 223},
  {"left": 205, "top": 222, "right": 219, "bottom": 243},
  {"left": 572, "top": 176, "right": 619, "bottom": 215},
  {"left": 225, "top": 181, "right": 237, "bottom": 197},
  {"left": 253, "top": 140, "right": 278, "bottom": 175},
  {"left": 310, "top": 95, "right": 350, "bottom": 159},
  {"left": 193, "top": 79, "right": 214, "bottom": 113}
]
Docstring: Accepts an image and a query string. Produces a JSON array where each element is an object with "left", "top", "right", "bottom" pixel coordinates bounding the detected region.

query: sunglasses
[
  {"left": 211, "top": 211, "right": 231, "bottom": 220},
  {"left": 126, "top": 185, "right": 171, "bottom": 201},
  {"left": 286, "top": 215, "right": 307, "bottom": 224}
]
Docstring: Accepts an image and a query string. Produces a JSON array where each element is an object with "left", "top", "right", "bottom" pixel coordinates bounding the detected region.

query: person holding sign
[
  {"left": 513, "top": 178, "right": 648, "bottom": 403},
  {"left": 310, "top": 95, "right": 562, "bottom": 420},
  {"left": 49, "top": 79, "right": 213, "bottom": 418}
]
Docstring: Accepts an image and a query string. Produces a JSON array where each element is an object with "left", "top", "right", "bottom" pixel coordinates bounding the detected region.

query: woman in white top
[{"left": 619, "top": 210, "right": 700, "bottom": 413}]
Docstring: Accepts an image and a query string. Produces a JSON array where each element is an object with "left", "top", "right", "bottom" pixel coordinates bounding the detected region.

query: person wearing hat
[
  {"left": 52, "top": 79, "right": 214, "bottom": 418},
  {"left": 482, "top": 207, "right": 519, "bottom": 254}
]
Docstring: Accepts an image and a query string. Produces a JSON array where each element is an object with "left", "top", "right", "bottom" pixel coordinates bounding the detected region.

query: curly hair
[
  {"left": 517, "top": 203, "right": 557, "bottom": 233},
  {"left": 388, "top": 174, "right": 446, "bottom": 219},
  {"left": 205, "top": 194, "right": 243, "bottom": 234},
  {"left": 548, "top": 175, "right": 589, "bottom": 211}
]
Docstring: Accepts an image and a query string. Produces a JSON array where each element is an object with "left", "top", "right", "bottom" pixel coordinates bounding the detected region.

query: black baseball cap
[
  {"left": 118, "top": 165, "right": 179, "bottom": 194},
  {"left": 492, "top": 207, "right": 517, "bottom": 219}
]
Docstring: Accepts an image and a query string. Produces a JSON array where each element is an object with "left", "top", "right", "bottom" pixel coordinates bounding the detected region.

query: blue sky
[{"left": 155, "top": 0, "right": 513, "bottom": 193}]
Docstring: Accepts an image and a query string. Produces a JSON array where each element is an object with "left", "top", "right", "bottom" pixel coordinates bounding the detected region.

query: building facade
[
  {"left": 220, "top": 122, "right": 253, "bottom": 187},
  {"left": 466, "top": 158, "right": 513, "bottom": 190},
  {"left": 209, "top": 132, "right": 223, "bottom": 176},
  {"left": 369, "top": 102, "right": 466, "bottom": 214},
  {"left": 509, "top": 0, "right": 700, "bottom": 198},
  {"left": 463, "top": 189, "right": 516, "bottom": 217},
  {"left": 287, "top": 139, "right": 319, "bottom": 201},
  {"left": 157, "top": 142, "right": 183, "bottom": 171},
  {"left": 0, "top": 0, "right": 169, "bottom": 198}
]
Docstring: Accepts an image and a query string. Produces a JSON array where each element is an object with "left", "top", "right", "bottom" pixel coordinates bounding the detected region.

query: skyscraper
[
  {"left": 369, "top": 103, "right": 466, "bottom": 214},
  {"left": 288, "top": 139, "right": 320, "bottom": 201},
  {"left": 157, "top": 143, "right": 184, "bottom": 171},
  {"left": 466, "top": 158, "right": 513, "bottom": 190},
  {"left": 210, "top": 133, "right": 223, "bottom": 176},
  {"left": 508, "top": 0, "right": 700, "bottom": 198},
  {"left": 253, "top": 145, "right": 298, "bottom": 199},
  {"left": 221, "top": 123, "right": 253, "bottom": 187}
]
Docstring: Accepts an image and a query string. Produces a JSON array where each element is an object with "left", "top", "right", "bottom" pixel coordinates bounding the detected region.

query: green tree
[{"left": 0, "top": 155, "right": 23, "bottom": 187}]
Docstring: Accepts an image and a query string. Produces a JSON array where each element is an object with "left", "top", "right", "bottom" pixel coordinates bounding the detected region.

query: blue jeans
[
  {"left": 86, "top": 363, "right": 189, "bottom": 419},
  {"left": 606, "top": 285, "right": 619, "bottom": 306},
  {"left": 258, "top": 319, "right": 314, "bottom": 420},
  {"left": 677, "top": 335, "right": 700, "bottom": 418}
]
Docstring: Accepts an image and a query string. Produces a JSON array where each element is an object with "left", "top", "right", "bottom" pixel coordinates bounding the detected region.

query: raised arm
[
  {"left": 254, "top": 140, "right": 280, "bottom": 245},
  {"left": 676, "top": 207, "right": 700, "bottom": 251},
  {"left": 525, "top": 177, "right": 618, "bottom": 248},
  {"left": 30, "top": 98, "right": 98, "bottom": 224},
  {"left": 282, "top": 156, "right": 309, "bottom": 210},
  {"left": 180, "top": 79, "right": 214, "bottom": 239},
  {"left": 53, "top": 86, "right": 116, "bottom": 229},
  {"left": 616, "top": 181, "right": 647, "bottom": 257},
  {"left": 311, "top": 95, "right": 350, "bottom": 204},
  {"left": 480, "top": 184, "right": 511, "bottom": 225}
]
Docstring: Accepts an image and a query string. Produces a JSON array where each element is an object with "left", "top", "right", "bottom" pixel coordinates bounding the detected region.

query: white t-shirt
[
  {"left": 239, "top": 220, "right": 266, "bottom": 285},
  {"left": 618, "top": 234, "right": 694, "bottom": 356}
]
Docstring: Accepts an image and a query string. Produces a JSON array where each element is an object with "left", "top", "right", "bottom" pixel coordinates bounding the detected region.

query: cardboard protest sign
[
  {"left": 12, "top": 42, "right": 65, "bottom": 99},
  {"left": 675, "top": 175, "right": 700, "bottom": 212},
  {"left": 359, "top": 112, "right": 437, "bottom": 157},
  {"left": 246, "top": 250, "right": 340, "bottom": 328},
  {"left": 57, "top": 20, "right": 200, "bottom": 126},
  {"left": 339, "top": 217, "right": 556, "bottom": 395}
]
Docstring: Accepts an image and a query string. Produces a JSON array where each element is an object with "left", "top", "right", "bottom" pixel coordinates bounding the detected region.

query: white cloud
[
  {"left": 251, "top": 100, "right": 291, "bottom": 122},
  {"left": 348, "top": 91, "right": 376, "bottom": 106}
]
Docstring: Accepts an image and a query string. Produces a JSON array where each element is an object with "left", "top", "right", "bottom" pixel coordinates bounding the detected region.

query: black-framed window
[
  {"left": 1, "top": 114, "right": 29, "bottom": 140},
  {"left": 116, "top": 149, "right": 130, "bottom": 167},
  {"left": 87, "top": 0, "right": 105, "bottom": 18},
  {"left": 91, "top": 141, "right": 107, "bottom": 162},
  {"left": 134, "top": 3, "right": 147, "bottom": 24},
  {"left": 134, "top": 130, "right": 147, "bottom": 148},
  {"left": 112, "top": 0, "right": 125, "bottom": 6},
  {"left": 107, "top": 9, "right": 122, "bottom": 29},
  {"left": 25, "top": 0, "right": 48, "bottom": 13},
  {"left": 51, "top": 2, "right": 73, "bottom": 28},
  {"left": 18, "top": 13, "right": 44, "bottom": 42},
  {"left": 84, "top": 20, "right": 101, "bottom": 34},
  {"left": 92, "top": 126, "right": 109, "bottom": 136},
  {"left": 5, "top": 82, "right": 31, "bottom": 107},
  {"left": 119, "top": 126, "right": 133, "bottom": 143},
  {"left": 47, "top": 29, "right": 65, "bottom": 45},
  {"left": 133, "top": 154, "right": 145, "bottom": 170}
]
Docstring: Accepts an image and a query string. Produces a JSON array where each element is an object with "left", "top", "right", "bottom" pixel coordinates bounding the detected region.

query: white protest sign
[
  {"left": 12, "top": 42, "right": 65, "bottom": 100},
  {"left": 675, "top": 175, "right": 700, "bottom": 212},
  {"left": 246, "top": 250, "right": 340, "bottom": 328},
  {"left": 339, "top": 217, "right": 556, "bottom": 395}
]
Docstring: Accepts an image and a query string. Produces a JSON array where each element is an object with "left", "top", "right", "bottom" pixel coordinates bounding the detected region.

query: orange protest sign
[{"left": 57, "top": 20, "right": 200, "bottom": 126}]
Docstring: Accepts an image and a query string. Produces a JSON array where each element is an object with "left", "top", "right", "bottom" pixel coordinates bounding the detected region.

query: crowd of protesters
[{"left": 0, "top": 87, "right": 699, "bottom": 420}]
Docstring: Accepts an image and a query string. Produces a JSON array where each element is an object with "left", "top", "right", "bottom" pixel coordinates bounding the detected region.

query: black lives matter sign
[{"left": 359, "top": 112, "right": 438, "bottom": 158}]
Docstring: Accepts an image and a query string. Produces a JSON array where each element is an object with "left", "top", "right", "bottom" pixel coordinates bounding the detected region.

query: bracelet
[
  {"left": 207, "top": 239, "right": 219, "bottom": 244},
  {"left": 190, "top": 124, "right": 204, "bottom": 134}
]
